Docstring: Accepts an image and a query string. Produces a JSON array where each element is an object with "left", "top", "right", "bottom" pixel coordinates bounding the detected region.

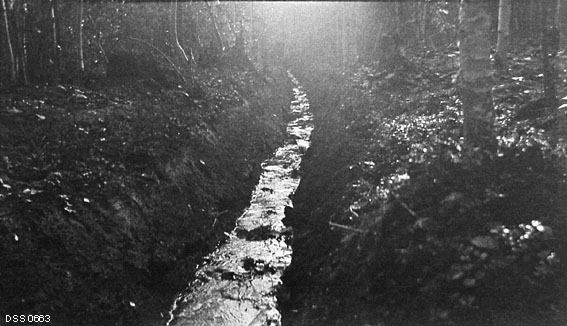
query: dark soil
[
  {"left": 281, "top": 46, "right": 567, "bottom": 326},
  {"left": 0, "top": 65, "right": 292, "bottom": 325}
]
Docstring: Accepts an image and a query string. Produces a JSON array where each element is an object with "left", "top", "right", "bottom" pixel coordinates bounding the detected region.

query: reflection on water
[{"left": 167, "top": 73, "right": 312, "bottom": 326}]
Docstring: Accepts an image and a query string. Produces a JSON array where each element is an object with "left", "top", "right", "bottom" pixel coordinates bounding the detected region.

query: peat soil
[
  {"left": 280, "top": 46, "right": 567, "bottom": 326},
  {"left": 0, "top": 65, "right": 292, "bottom": 325}
]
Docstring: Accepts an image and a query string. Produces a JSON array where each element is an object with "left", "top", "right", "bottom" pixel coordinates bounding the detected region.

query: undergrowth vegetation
[
  {"left": 283, "top": 46, "right": 567, "bottom": 325},
  {"left": 0, "top": 66, "right": 291, "bottom": 325}
]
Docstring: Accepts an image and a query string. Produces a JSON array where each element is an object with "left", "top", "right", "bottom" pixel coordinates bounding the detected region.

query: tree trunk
[
  {"left": 420, "top": 2, "right": 427, "bottom": 42},
  {"left": 555, "top": 0, "right": 566, "bottom": 49},
  {"left": 1, "top": 0, "right": 16, "bottom": 83},
  {"left": 336, "top": 7, "right": 341, "bottom": 65},
  {"left": 50, "top": 0, "right": 60, "bottom": 83},
  {"left": 79, "top": 0, "right": 85, "bottom": 72},
  {"left": 206, "top": 1, "right": 224, "bottom": 55},
  {"left": 541, "top": 0, "right": 559, "bottom": 105},
  {"left": 221, "top": 3, "right": 233, "bottom": 48},
  {"left": 233, "top": 4, "right": 246, "bottom": 59},
  {"left": 16, "top": 0, "right": 29, "bottom": 85},
  {"left": 340, "top": 3, "right": 347, "bottom": 67},
  {"left": 458, "top": 0, "right": 495, "bottom": 151},
  {"left": 349, "top": 4, "right": 358, "bottom": 63},
  {"left": 87, "top": 14, "right": 108, "bottom": 65},
  {"left": 191, "top": 2, "right": 199, "bottom": 65},
  {"left": 495, "top": 0, "right": 512, "bottom": 71},
  {"left": 173, "top": 0, "right": 189, "bottom": 63}
]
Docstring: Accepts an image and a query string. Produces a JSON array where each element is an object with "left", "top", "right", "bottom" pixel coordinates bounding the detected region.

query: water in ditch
[{"left": 166, "top": 73, "right": 313, "bottom": 326}]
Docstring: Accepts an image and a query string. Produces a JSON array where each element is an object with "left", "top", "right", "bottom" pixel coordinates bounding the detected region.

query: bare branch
[{"left": 120, "top": 36, "right": 186, "bottom": 84}]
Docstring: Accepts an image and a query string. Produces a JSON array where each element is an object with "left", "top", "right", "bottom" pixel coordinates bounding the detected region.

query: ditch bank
[
  {"left": 0, "top": 66, "right": 293, "bottom": 325},
  {"left": 281, "top": 59, "right": 567, "bottom": 326},
  {"left": 279, "top": 68, "right": 370, "bottom": 324}
]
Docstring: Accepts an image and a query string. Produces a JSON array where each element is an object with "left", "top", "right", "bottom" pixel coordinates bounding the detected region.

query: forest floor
[
  {"left": 2, "top": 43, "right": 567, "bottom": 326},
  {"left": 0, "top": 63, "right": 293, "bottom": 325},
  {"left": 281, "top": 45, "right": 567, "bottom": 326}
]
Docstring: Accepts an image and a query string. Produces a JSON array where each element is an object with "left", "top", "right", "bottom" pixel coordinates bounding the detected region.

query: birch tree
[
  {"left": 1, "top": 0, "right": 16, "bottom": 83},
  {"left": 541, "top": 0, "right": 559, "bottom": 104},
  {"left": 51, "top": 0, "right": 60, "bottom": 82},
  {"left": 16, "top": 0, "right": 29, "bottom": 85},
  {"left": 458, "top": 0, "right": 495, "bottom": 150},
  {"left": 495, "top": 0, "right": 511, "bottom": 71},
  {"left": 557, "top": 0, "right": 566, "bottom": 49},
  {"left": 172, "top": 0, "right": 189, "bottom": 63},
  {"left": 79, "top": 0, "right": 85, "bottom": 72},
  {"left": 206, "top": 1, "right": 224, "bottom": 55}
]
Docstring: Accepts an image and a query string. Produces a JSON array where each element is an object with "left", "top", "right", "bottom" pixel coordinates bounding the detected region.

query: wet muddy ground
[{"left": 166, "top": 73, "right": 313, "bottom": 326}]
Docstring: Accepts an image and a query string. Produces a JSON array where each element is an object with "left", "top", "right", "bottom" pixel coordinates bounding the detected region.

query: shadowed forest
[{"left": 1, "top": 1, "right": 567, "bottom": 326}]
